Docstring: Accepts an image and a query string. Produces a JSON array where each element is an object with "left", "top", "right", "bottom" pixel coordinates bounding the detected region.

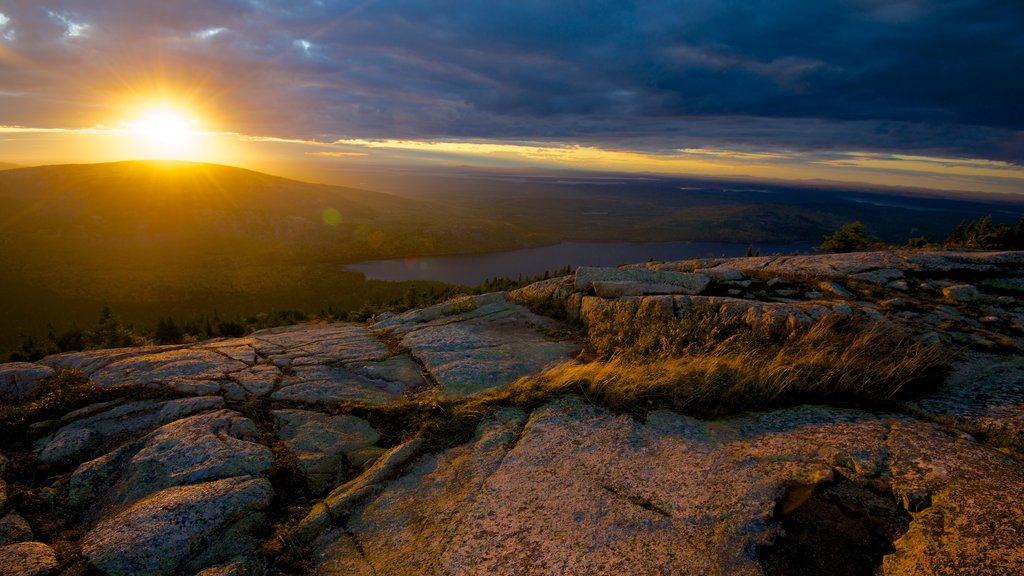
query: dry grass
[{"left": 503, "top": 302, "right": 948, "bottom": 418}]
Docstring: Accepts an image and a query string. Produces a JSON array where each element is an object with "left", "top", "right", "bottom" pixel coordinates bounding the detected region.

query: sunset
[
  {"left": 1, "top": 1, "right": 1023, "bottom": 192},
  {"left": 1, "top": 2, "right": 1024, "bottom": 575}
]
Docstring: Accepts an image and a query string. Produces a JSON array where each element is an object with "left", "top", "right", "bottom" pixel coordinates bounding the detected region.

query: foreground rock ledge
[{"left": 307, "top": 398, "right": 1024, "bottom": 575}]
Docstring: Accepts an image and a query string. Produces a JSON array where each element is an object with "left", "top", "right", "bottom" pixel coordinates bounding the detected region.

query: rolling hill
[{"left": 0, "top": 161, "right": 522, "bottom": 356}]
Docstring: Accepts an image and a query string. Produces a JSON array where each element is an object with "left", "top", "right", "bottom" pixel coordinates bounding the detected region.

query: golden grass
[{"left": 502, "top": 303, "right": 948, "bottom": 418}]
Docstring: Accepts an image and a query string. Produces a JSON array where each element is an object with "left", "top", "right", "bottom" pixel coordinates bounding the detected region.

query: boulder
[
  {"left": 69, "top": 410, "right": 273, "bottom": 511},
  {"left": 81, "top": 476, "right": 272, "bottom": 576},
  {"left": 38, "top": 345, "right": 187, "bottom": 378},
  {"left": 35, "top": 396, "right": 224, "bottom": 465},
  {"left": 818, "top": 281, "right": 852, "bottom": 298},
  {"left": 89, "top": 349, "right": 246, "bottom": 389},
  {"left": 0, "top": 363, "right": 55, "bottom": 401},
  {"left": 274, "top": 409, "right": 381, "bottom": 492},
  {"left": 0, "top": 513, "right": 33, "bottom": 545},
  {"left": 226, "top": 365, "right": 279, "bottom": 398},
  {"left": 0, "top": 542, "right": 59, "bottom": 576},
  {"left": 942, "top": 284, "right": 981, "bottom": 303},
  {"left": 250, "top": 324, "right": 391, "bottom": 367},
  {"left": 272, "top": 365, "right": 408, "bottom": 405},
  {"left": 575, "top": 266, "right": 710, "bottom": 295},
  {"left": 396, "top": 314, "right": 576, "bottom": 396}
]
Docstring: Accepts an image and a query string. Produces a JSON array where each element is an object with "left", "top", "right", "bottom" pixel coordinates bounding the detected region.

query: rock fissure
[{"left": 600, "top": 483, "right": 673, "bottom": 518}]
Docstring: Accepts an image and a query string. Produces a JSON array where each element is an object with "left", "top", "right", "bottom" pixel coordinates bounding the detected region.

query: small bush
[{"left": 818, "top": 221, "right": 872, "bottom": 253}]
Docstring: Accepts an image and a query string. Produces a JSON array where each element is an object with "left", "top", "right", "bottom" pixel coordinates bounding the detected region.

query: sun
[
  {"left": 120, "top": 107, "right": 203, "bottom": 159},
  {"left": 135, "top": 111, "right": 192, "bottom": 144}
]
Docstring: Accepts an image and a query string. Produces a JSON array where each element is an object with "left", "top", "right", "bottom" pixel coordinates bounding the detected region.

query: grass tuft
[{"left": 507, "top": 302, "right": 948, "bottom": 418}]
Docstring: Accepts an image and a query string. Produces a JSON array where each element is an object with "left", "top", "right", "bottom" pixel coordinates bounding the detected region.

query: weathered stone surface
[
  {"left": 35, "top": 396, "right": 224, "bottom": 464},
  {"left": 0, "top": 363, "right": 54, "bottom": 400},
  {"left": 274, "top": 409, "right": 380, "bottom": 492},
  {"left": 69, "top": 410, "right": 273, "bottom": 511},
  {"left": 90, "top": 349, "right": 246, "bottom": 389},
  {"left": 884, "top": 420, "right": 1024, "bottom": 574},
  {"left": 509, "top": 275, "right": 574, "bottom": 305},
  {"left": 592, "top": 281, "right": 700, "bottom": 298},
  {"left": 686, "top": 250, "right": 1024, "bottom": 281},
  {"left": 291, "top": 438, "right": 425, "bottom": 544},
  {"left": 272, "top": 365, "right": 407, "bottom": 405},
  {"left": 312, "top": 528, "right": 376, "bottom": 576},
  {"left": 0, "top": 541, "right": 59, "bottom": 576},
  {"left": 908, "top": 354, "right": 1024, "bottom": 449},
  {"left": 81, "top": 476, "right": 272, "bottom": 576},
  {"left": 575, "top": 266, "right": 710, "bottom": 294},
  {"left": 818, "top": 280, "right": 852, "bottom": 298},
  {"left": 372, "top": 293, "right": 577, "bottom": 397},
  {"left": 346, "top": 354, "right": 428, "bottom": 389},
  {"left": 395, "top": 314, "right": 576, "bottom": 396},
  {"left": 226, "top": 364, "right": 279, "bottom": 398},
  {"left": 942, "top": 284, "right": 981, "bottom": 303},
  {"left": 0, "top": 513, "right": 33, "bottom": 545},
  {"left": 251, "top": 324, "right": 390, "bottom": 367},
  {"left": 38, "top": 345, "right": 187, "bottom": 377},
  {"left": 853, "top": 268, "right": 905, "bottom": 285},
  {"left": 314, "top": 398, "right": 1024, "bottom": 576},
  {"left": 194, "top": 562, "right": 248, "bottom": 576}
]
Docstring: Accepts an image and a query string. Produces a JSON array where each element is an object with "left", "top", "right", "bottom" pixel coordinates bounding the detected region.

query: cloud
[{"left": 0, "top": 0, "right": 1020, "bottom": 163}]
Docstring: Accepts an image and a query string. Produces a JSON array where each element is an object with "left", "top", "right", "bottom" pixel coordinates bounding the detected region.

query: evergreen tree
[{"left": 818, "top": 221, "right": 871, "bottom": 253}]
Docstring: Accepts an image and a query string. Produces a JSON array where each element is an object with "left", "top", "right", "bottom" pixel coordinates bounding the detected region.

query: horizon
[{"left": 0, "top": 1, "right": 1022, "bottom": 194}]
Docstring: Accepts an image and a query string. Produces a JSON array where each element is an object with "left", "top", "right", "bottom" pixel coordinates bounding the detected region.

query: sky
[{"left": 0, "top": 0, "right": 1022, "bottom": 193}]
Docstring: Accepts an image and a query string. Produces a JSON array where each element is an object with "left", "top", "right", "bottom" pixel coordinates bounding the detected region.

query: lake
[{"left": 345, "top": 241, "right": 817, "bottom": 286}]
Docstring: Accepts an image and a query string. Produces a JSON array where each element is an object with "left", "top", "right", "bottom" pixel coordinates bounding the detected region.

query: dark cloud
[{"left": 0, "top": 0, "right": 1021, "bottom": 160}]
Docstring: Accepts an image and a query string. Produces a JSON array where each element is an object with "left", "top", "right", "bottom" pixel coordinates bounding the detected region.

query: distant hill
[
  {"left": 0, "top": 162, "right": 22, "bottom": 170},
  {"left": 0, "top": 160, "right": 499, "bottom": 258},
  {"left": 0, "top": 160, "right": 521, "bottom": 356}
]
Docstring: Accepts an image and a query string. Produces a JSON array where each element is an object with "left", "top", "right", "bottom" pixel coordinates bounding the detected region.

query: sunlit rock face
[
  {"left": 0, "top": 249, "right": 1022, "bottom": 574},
  {"left": 306, "top": 398, "right": 1024, "bottom": 575}
]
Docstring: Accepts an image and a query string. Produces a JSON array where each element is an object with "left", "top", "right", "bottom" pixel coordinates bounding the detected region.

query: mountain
[
  {"left": 0, "top": 161, "right": 521, "bottom": 356},
  {"left": 0, "top": 162, "right": 21, "bottom": 170},
  {"left": 0, "top": 160, "right": 512, "bottom": 260}
]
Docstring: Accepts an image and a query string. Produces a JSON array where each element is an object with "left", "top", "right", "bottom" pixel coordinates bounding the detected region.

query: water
[{"left": 345, "top": 241, "right": 816, "bottom": 286}]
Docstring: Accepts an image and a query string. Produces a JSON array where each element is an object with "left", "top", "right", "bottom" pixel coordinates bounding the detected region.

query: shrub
[{"left": 818, "top": 221, "right": 872, "bottom": 253}]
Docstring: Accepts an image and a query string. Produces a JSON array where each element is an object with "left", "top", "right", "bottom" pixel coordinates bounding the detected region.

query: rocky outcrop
[
  {"left": 0, "top": 363, "right": 55, "bottom": 401},
  {"left": 0, "top": 541, "right": 59, "bottom": 576},
  {"left": 34, "top": 396, "right": 225, "bottom": 465},
  {"left": 80, "top": 476, "right": 272, "bottom": 576},
  {"left": 0, "top": 249, "right": 1022, "bottom": 574},
  {"left": 372, "top": 293, "right": 578, "bottom": 396},
  {"left": 67, "top": 409, "right": 273, "bottom": 513},
  {"left": 274, "top": 409, "right": 381, "bottom": 493},
  {"left": 307, "top": 397, "right": 1024, "bottom": 575}
]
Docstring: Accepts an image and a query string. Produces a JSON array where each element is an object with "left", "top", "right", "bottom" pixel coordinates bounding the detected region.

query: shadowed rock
[
  {"left": 90, "top": 349, "right": 246, "bottom": 389},
  {"left": 68, "top": 409, "right": 273, "bottom": 512},
  {"left": 35, "top": 396, "right": 224, "bottom": 465},
  {"left": 274, "top": 409, "right": 381, "bottom": 493},
  {"left": 0, "top": 363, "right": 55, "bottom": 401},
  {"left": 81, "top": 476, "right": 272, "bottom": 576},
  {"left": 0, "top": 542, "right": 59, "bottom": 576}
]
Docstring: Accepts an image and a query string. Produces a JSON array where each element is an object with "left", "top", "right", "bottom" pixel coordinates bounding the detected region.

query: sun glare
[{"left": 120, "top": 107, "right": 203, "bottom": 159}]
